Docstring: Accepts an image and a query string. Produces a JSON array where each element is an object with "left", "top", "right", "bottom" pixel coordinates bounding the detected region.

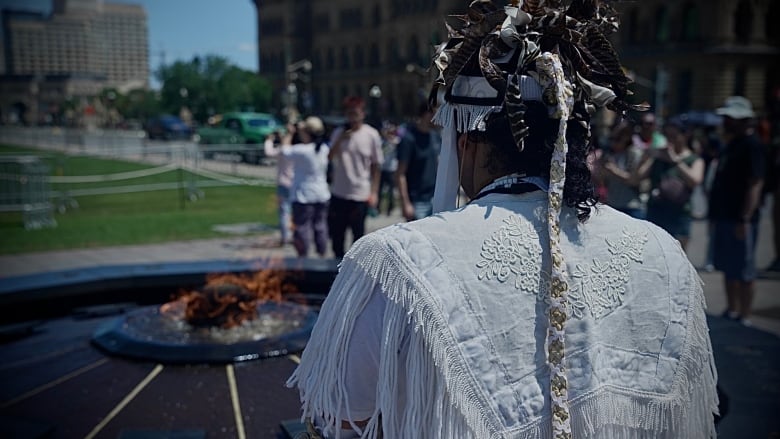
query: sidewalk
[{"left": 0, "top": 209, "right": 402, "bottom": 278}]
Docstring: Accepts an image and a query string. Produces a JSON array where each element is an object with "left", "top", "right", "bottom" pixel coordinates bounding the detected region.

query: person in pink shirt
[{"left": 327, "top": 96, "right": 383, "bottom": 258}]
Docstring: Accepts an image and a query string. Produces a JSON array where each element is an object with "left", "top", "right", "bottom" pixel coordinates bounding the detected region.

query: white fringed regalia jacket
[{"left": 288, "top": 192, "right": 719, "bottom": 439}]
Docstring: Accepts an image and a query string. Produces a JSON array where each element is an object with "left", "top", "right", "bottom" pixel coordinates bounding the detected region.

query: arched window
[
  {"left": 326, "top": 48, "right": 335, "bottom": 71},
  {"left": 407, "top": 35, "right": 419, "bottom": 65},
  {"left": 369, "top": 43, "right": 380, "bottom": 68},
  {"left": 733, "top": 65, "right": 747, "bottom": 96},
  {"left": 354, "top": 46, "right": 365, "bottom": 69},
  {"left": 734, "top": 0, "right": 753, "bottom": 44},
  {"left": 326, "top": 86, "right": 335, "bottom": 111},
  {"left": 387, "top": 38, "right": 399, "bottom": 67},
  {"left": 676, "top": 70, "right": 693, "bottom": 113},
  {"left": 769, "top": 0, "right": 780, "bottom": 43},
  {"left": 312, "top": 86, "right": 321, "bottom": 113},
  {"left": 312, "top": 51, "right": 322, "bottom": 71},
  {"left": 655, "top": 6, "right": 670, "bottom": 43},
  {"left": 340, "top": 46, "right": 350, "bottom": 70},
  {"left": 681, "top": 3, "right": 699, "bottom": 41}
]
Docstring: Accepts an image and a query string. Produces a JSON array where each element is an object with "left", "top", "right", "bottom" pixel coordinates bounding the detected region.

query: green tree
[
  {"left": 122, "top": 89, "right": 162, "bottom": 122},
  {"left": 99, "top": 88, "right": 161, "bottom": 125},
  {"left": 156, "top": 55, "right": 273, "bottom": 123}
]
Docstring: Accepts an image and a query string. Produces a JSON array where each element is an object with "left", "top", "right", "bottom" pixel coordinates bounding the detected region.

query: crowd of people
[
  {"left": 591, "top": 95, "right": 778, "bottom": 326},
  {"left": 269, "top": 94, "right": 779, "bottom": 332},
  {"left": 264, "top": 95, "right": 442, "bottom": 259},
  {"left": 269, "top": 92, "right": 778, "bottom": 297}
]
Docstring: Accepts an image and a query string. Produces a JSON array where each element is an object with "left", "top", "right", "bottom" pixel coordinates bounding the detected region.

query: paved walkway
[{"left": 0, "top": 210, "right": 403, "bottom": 277}]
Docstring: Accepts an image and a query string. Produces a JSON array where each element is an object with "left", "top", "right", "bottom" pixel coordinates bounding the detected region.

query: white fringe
[
  {"left": 432, "top": 102, "right": 502, "bottom": 133},
  {"left": 287, "top": 231, "right": 719, "bottom": 439}
]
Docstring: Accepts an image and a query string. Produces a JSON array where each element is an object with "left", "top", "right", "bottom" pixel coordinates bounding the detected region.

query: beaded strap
[{"left": 535, "top": 52, "right": 574, "bottom": 439}]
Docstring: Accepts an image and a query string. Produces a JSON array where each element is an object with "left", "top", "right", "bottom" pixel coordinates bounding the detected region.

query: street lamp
[
  {"left": 405, "top": 63, "right": 426, "bottom": 76},
  {"left": 369, "top": 84, "right": 382, "bottom": 99},
  {"left": 287, "top": 59, "right": 312, "bottom": 75},
  {"left": 285, "top": 82, "right": 299, "bottom": 122},
  {"left": 368, "top": 84, "right": 382, "bottom": 128},
  {"left": 178, "top": 87, "right": 192, "bottom": 128},
  {"left": 286, "top": 59, "right": 312, "bottom": 122}
]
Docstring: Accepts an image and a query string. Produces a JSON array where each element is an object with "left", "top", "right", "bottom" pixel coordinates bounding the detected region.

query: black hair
[
  {"left": 313, "top": 132, "right": 326, "bottom": 152},
  {"left": 468, "top": 101, "right": 597, "bottom": 222},
  {"left": 417, "top": 101, "right": 433, "bottom": 117}
]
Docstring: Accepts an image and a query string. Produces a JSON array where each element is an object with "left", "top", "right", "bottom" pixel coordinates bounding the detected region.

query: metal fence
[
  {"left": 0, "top": 126, "right": 146, "bottom": 156},
  {"left": 0, "top": 155, "right": 56, "bottom": 229},
  {"left": 0, "top": 127, "right": 277, "bottom": 222}
]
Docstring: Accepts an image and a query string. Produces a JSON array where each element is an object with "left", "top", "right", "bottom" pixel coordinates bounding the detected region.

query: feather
[
  {"left": 479, "top": 34, "right": 509, "bottom": 96},
  {"left": 505, "top": 74, "right": 530, "bottom": 150},
  {"left": 441, "top": 3, "right": 505, "bottom": 87},
  {"left": 566, "top": 0, "right": 599, "bottom": 21}
]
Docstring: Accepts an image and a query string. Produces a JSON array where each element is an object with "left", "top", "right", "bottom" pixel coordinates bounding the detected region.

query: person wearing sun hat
[
  {"left": 709, "top": 95, "right": 765, "bottom": 326},
  {"left": 288, "top": 2, "right": 718, "bottom": 438},
  {"left": 281, "top": 116, "right": 331, "bottom": 258}
]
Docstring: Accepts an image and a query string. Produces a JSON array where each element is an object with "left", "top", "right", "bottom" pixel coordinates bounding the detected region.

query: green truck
[{"left": 196, "top": 112, "right": 282, "bottom": 164}]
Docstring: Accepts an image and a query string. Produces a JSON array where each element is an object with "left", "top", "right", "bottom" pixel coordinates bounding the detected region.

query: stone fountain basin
[
  {"left": 0, "top": 257, "right": 337, "bottom": 325},
  {"left": 92, "top": 301, "right": 318, "bottom": 364}
]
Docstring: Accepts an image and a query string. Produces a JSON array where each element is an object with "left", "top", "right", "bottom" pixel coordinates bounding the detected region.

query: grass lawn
[{"left": 0, "top": 144, "right": 278, "bottom": 254}]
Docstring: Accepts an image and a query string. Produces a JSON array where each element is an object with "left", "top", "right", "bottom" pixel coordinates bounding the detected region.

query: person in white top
[
  {"left": 281, "top": 117, "right": 331, "bottom": 258},
  {"left": 288, "top": 2, "right": 718, "bottom": 438},
  {"left": 264, "top": 130, "right": 294, "bottom": 246}
]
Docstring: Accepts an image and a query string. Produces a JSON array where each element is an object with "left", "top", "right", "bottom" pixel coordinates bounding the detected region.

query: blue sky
[{"left": 0, "top": 0, "right": 258, "bottom": 87}]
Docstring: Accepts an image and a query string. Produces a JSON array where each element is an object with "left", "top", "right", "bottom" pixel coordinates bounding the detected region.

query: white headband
[{"left": 431, "top": 75, "right": 545, "bottom": 212}]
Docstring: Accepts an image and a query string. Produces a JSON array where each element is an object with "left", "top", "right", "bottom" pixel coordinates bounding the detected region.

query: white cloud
[{"left": 237, "top": 42, "right": 256, "bottom": 53}]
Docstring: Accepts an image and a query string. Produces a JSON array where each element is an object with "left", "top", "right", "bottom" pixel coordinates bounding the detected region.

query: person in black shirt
[
  {"left": 709, "top": 96, "right": 766, "bottom": 326},
  {"left": 395, "top": 103, "right": 441, "bottom": 221},
  {"left": 763, "top": 88, "right": 780, "bottom": 272}
]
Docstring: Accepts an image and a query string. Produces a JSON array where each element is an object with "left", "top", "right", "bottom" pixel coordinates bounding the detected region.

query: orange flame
[{"left": 162, "top": 267, "right": 299, "bottom": 329}]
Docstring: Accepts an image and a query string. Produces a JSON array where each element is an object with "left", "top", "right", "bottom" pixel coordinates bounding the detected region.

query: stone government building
[
  {"left": 1, "top": 0, "right": 776, "bottom": 127},
  {"left": 254, "top": 0, "right": 780, "bottom": 122},
  {"left": 0, "top": 0, "right": 148, "bottom": 125}
]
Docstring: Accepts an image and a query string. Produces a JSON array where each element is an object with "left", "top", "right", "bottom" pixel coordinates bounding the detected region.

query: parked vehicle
[
  {"left": 145, "top": 115, "right": 193, "bottom": 140},
  {"left": 196, "top": 112, "right": 282, "bottom": 163}
]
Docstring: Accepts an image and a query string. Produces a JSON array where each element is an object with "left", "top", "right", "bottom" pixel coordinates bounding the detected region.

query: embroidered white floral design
[
  {"left": 476, "top": 215, "right": 549, "bottom": 298},
  {"left": 569, "top": 228, "right": 648, "bottom": 320}
]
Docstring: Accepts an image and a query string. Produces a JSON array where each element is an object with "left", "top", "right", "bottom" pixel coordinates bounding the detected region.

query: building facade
[
  {"left": 255, "top": 0, "right": 779, "bottom": 122},
  {"left": 1, "top": 0, "right": 148, "bottom": 124},
  {"left": 613, "top": 0, "right": 779, "bottom": 119},
  {"left": 255, "top": 0, "right": 456, "bottom": 121}
]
